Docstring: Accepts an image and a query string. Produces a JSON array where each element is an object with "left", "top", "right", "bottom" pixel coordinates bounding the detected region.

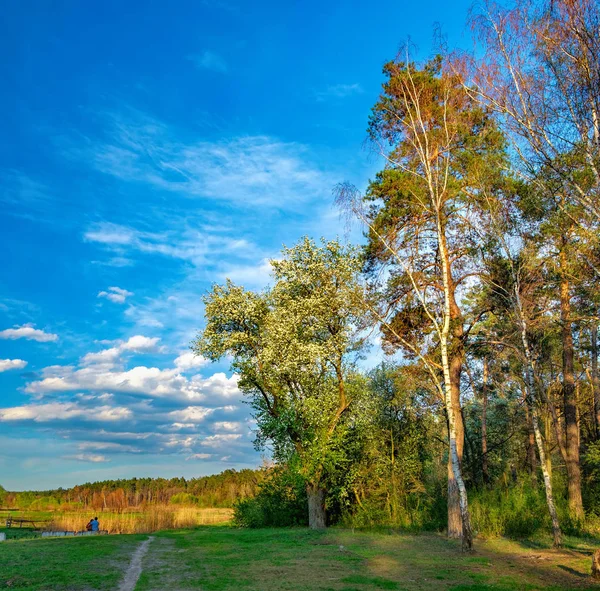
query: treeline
[
  {"left": 1, "top": 469, "right": 264, "bottom": 511},
  {"left": 199, "top": 0, "right": 600, "bottom": 548}
]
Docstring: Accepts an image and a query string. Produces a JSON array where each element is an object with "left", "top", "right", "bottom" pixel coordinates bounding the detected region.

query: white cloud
[
  {"left": 212, "top": 421, "right": 242, "bottom": 432},
  {"left": 81, "top": 335, "right": 162, "bottom": 368},
  {"left": 0, "top": 359, "right": 27, "bottom": 372},
  {"left": 170, "top": 423, "right": 196, "bottom": 430},
  {"left": 174, "top": 352, "right": 208, "bottom": 371},
  {"left": 74, "top": 111, "right": 334, "bottom": 210},
  {"left": 85, "top": 222, "right": 256, "bottom": 268},
  {"left": 164, "top": 435, "right": 196, "bottom": 449},
  {"left": 85, "top": 223, "right": 138, "bottom": 245},
  {"left": 201, "top": 433, "right": 242, "bottom": 447},
  {"left": 186, "top": 453, "right": 212, "bottom": 460},
  {"left": 189, "top": 51, "right": 228, "bottom": 73},
  {"left": 167, "top": 406, "right": 214, "bottom": 423},
  {"left": 218, "top": 258, "right": 274, "bottom": 288},
  {"left": 65, "top": 453, "right": 110, "bottom": 463},
  {"left": 0, "top": 324, "right": 58, "bottom": 342},
  {"left": 0, "top": 402, "right": 131, "bottom": 423},
  {"left": 77, "top": 441, "right": 141, "bottom": 453},
  {"left": 121, "top": 335, "right": 161, "bottom": 352},
  {"left": 98, "top": 286, "right": 133, "bottom": 304},
  {"left": 25, "top": 355, "right": 240, "bottom": 405},
  {"left": 315, "top": 83, "right": 363, "bottom": 100}
]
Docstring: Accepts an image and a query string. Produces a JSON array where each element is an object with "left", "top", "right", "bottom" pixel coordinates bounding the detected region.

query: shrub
[
  {"left": 169, "top": 492, "right": 198, "bottom": 505},
  {"left": 234, "top": 467, "right": 307, "bottom": 527}
]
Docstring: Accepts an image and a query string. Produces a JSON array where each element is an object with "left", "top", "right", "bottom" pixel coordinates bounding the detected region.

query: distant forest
[{"left": 0, "top": 468, "right": 264, "bottom": 510}]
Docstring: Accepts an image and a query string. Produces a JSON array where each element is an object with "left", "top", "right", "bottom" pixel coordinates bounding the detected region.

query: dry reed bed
[{"left": 48, "top": 507, "right": 233, "bottom": 534}]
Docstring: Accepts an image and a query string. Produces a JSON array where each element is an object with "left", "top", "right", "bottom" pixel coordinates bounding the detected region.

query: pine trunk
[
  {"left": 592, "top": 324, "right": 600, "bottom": 440},
  {"left": 438, "top": 224, "right": 472, "bottom": 550},
  {"left": 559, "top": 256, "right": 584, "bottom": 520},
  {"left": 306, "top": 484, "right": 326, "bottom": 529}
]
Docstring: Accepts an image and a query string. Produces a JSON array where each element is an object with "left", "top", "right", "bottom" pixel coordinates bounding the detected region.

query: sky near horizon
[{"left": 0, "top": 0, "right": 474, "bottom": 490}]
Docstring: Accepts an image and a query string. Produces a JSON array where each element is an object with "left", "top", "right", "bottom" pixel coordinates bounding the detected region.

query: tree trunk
[
  {"left": 559, "top": 254, "right": 584, "bottom": 520},
  {"left": 523, "top": 387, "right": 537, "bottom": 483},
  {"left": 592, "top": 324, "right": 600, "bottom": 440},
  {"left": 592, "top": 549, "right": 600, "bottom": 580},
  {"left": 482, "top": 359, "right": 489, "bottom": 486},
  {"left": 517, "top": 287, "right": 562, "bottom": 547},
  {"left": 438, "top": 225, "right": 472, "bottom": 550},
  {"left": 306, "top": 484, "right": 326, "bottom": 529},
  {"left": 446, "top": 311, "right": 466, "bottom": 539}
]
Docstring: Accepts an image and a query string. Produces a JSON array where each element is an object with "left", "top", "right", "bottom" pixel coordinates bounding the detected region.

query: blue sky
[{"left": 0, "top": 0, "right": 473, "bottom": 490}]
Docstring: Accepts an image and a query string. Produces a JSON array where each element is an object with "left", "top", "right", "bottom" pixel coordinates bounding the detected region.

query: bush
[
  {"left": 234, "top": 467, "right": 307, "bottom": 527},
  {"left": 469, "top": 476, "right": 562, "bottom": 538},
  {"left": 169, "top": 492, "right": 198, "bottom": 505}
]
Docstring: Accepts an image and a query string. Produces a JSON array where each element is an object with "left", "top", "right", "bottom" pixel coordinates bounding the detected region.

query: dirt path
[{"left": 118, "top": 536, "right": 154, "bottom": 591}]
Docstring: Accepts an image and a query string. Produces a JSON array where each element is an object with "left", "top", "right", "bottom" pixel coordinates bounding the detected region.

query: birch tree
[{"left": 465, "top": 0, "right": 600, "bottom": 223}]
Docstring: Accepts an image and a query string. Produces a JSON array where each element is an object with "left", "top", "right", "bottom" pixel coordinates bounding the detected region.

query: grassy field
[{"left": 1, "top": 527, "right": 599, "bottom": 590}]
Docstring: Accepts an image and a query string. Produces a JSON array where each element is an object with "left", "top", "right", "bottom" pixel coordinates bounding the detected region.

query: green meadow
[{"left": 2, "top": 527, "right": 599, "bottom": 591}]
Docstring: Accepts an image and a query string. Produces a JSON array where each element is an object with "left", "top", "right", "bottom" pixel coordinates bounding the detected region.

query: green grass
[
  {"left": 0, "top": 533, "right": 146, "bottom": 590},
  {"left": 0, "top": 526, "right": 41, "bottom": 541},
  {"left": 1, "top": 527, "right": 599, "bottom": 591}
]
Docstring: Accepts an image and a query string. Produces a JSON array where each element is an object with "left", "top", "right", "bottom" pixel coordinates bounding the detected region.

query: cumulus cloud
[
  {"left": 167, "top": 406, "right": 214, "bottom": 423},
  {"left": 2, "top": 331, "right": 256, "bottom": 467},
  {"left": 0, "top": 359, "right": 27, "bottom": 372},
  {"left": 98, "top": 286, "right": 133, "bottom": 304},
  {"left": 81, "top": 335, "right": 162, "bottom": 368},
  {"left": 0, "top": 402, "right": 131, "bottom": 423},
  {"left": 23, "top": 336, "right": 239, "bottom": 406},
  {"left": 25, "top": 365, "right": 239, "bottom": 405},
  {"left": 218, "top": 258, "right": 274, "bottom": 288},
  {"left": 0, "top": 324, "right": 58, "bottom": 342},
  {"left": 201, "top": 433, "right": 242, "bottom": 447},
  {"left": 174, "top": 352, "right": 208, "bottom": 371},
  {"left": 211, "top": 421, "right": 242, "bottom": 432}
]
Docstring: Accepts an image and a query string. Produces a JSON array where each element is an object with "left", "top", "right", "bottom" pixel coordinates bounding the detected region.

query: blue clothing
[{"left": 91, "top": 519, "right": 99, "bottom": 532}]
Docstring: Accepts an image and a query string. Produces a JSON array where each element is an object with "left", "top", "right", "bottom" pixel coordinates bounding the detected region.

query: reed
[{"left": 47, "top": 506, "right": 233, "bottom": 534}]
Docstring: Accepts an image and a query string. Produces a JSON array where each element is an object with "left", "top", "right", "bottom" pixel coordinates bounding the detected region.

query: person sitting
[
  {"left": 85, "top": 519, "right": 93, "bottom": 532},
  {"left": 90, "top": 517, "right": 99, "bottom": 532}
]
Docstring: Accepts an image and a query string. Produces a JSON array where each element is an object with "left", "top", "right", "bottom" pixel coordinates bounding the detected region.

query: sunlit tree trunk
[
  {"left": 559, "top": 247, "right": 584, "bottom": 520},
  {"left": 482, "top": 359, "right": 489, "bottom": 486},
  {"left": 591, "top": 323, "right": 600, "bottom": 439},
  {"left": 447, "top": 339, "right": 466, "bottom": 538},
  {"left": 517, "top": 285, "right": 562, "bottom": 547},
  {"left": 523, "top": 386, "right": 538, "bottom": 483},
  {"left": 439, "top": 225, "right": 473, "bottom": 550}
]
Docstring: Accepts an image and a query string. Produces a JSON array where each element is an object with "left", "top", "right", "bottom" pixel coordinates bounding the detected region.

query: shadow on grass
[
  {"left": 557, "top": 564, "right": 589, "bottom": 578},
  {"left": 360, "top": 532, "right": 599, "bottom": 590}
]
